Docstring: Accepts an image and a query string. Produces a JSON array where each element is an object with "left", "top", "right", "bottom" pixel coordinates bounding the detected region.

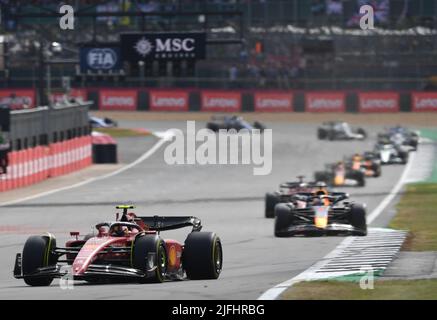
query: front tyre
[
  {"left": 22, "top": 235, "right": 57, "bottom": 286},
  {"left": 133, "top": 235, "right": 167, "bottom": 283},
  {"left": 274, "top": 204, "right": 294, "bottom": 237},
  {"left": 183, "top": 232, "right": 222, "bottom": 280}
]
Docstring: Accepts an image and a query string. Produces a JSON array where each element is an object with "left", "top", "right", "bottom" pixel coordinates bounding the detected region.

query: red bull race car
[
  {"left": 13, "top": 205, "right": 223, "bottom": 286},
  {"left": 274, "top": 187, "right": 367, "bottom": 237},
  {"left": 265, "top": 176, "right": 317, "bottom": 218}
]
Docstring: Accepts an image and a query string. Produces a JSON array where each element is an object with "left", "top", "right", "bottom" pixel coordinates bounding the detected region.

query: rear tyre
[
  {"left": 357, "top": 128, "right": 367, "bottom": 139},
  {"left": 348, "top": 170, "right": 365, "bottom": 187},
  {"left": 133, "top": 235, "right": 167, "bottom": 283},
  {"left": 372, "top": 163, "right": 382, "bottom": 177},
  {"left": 317, "top": 128, "right": 327, "bottom": 140},
  {"left": 314, "top": 171, "right": 330, "bottom": 184},
  {"left": 265, "top": 192, "right": 281, "bottom": 218},
  {"left": 206, "top": 122, "right": 219, "bottom": 132},
  {"left": 22, "top": 235, "right": 57, "bottom": 286},
  {"left": 183, "top": 232, "right": 223, "bottom": 280},
  {"left": 274, "top": 204, "right": 294, "bottom": 237},
  {"left": 400, "top": 151, "right": 409, "bottom": 164},
  {"left": 253, "top": 121, "right": 265, "bottom": 132},
  {"left": 349, "top": 204, "right": 367, "bottom": 236}
]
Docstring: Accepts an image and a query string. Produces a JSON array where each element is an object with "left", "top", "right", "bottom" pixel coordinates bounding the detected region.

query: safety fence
[{"left": 0, "top": 136, "right": 92, "bottom": 192}]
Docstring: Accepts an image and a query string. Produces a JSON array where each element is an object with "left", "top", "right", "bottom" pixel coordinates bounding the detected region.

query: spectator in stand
[{"left": 229, "top": 64, "right": 238, "bottom": 88}]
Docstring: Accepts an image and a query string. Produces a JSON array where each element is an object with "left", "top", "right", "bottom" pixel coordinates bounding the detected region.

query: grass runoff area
[
  {"left": 282, "top": 129, "right": 437, "bottom": 299},
  {"left": 93, "top": 127, "right": 151, "bottom": 138}
]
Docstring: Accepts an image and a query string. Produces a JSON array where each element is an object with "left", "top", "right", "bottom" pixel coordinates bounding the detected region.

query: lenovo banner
[
  {"left": 51, "top": 89, "right": 88, "bottom": 104},
  {"left": 99, "top": 90, "right": 137, "bottom": 111},
  {"left": 121, "top": 32, "right": 206, "bottom": 63},
  {"left": 254, "top": 92, "right": 293, "bottom": 112},
  {"left": 412, "top": 92, "right": 437, "bottom": 112},
  {"left": 149, "top": 91, "right": 189, "bottom": 111},
  {"left": 0, "top": 89, "right": 36, "bottom": 109},
  {"left": 305, "top": 92, "right": 345, "bottom": 112},
  {"left": 359, "top": 92, "right": 399, "bottom": 113},
  {"left": 201, "top": 91, "right": 241, "bottom": 112}
]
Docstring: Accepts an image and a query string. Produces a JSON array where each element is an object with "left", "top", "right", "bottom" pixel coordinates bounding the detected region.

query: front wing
[
  {"left": 13, "top": 253, "right": 157, "bottom": 281},
  {"left": 276, "top": 223, "right": 366, "bottom": 237}
]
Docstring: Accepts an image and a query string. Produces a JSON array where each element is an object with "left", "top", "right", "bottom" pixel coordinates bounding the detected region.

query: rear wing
[{"left": 138, "top": 216, "right": 202, "bottom": 232}]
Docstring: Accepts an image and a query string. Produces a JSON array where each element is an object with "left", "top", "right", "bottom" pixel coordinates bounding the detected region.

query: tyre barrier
[
  {"left": 0, "top": 136, "right": 92, "bottom": 192},
  {"left": 92, "top": 133, "right": 118, "bottom": 164}
]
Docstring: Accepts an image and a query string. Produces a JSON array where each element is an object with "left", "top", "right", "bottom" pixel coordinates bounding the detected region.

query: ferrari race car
[
  {"left": 274, "top": 189, "right": 367, "bottom": 237},
  {"left": 345, "top": 153, "right": 382, "bottom": 178},
  {"left": 378, "top": 126, "right": 419, "bottom": 151},
  {"left": 373, "top": 141, "right": 409, "bottom": 165},
  {"left": 317, "top": 121, "right": 367, "bottom": 141},
  {"left": 206, "top": 115, "right": 265, "bottom": 132},
  {"left": 265, "top": 177, "right": 317, "bottom": 218},
  {"left": 314, "top": 162, "right": 365, "bottom": 187},
  {"left": 14, "top": 205, "right": 223, "bottom": 286}
]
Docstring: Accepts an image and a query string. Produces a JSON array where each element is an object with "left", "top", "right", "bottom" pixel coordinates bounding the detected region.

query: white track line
[
  {"left": 258, "top": 151, "right": 418, "bottom": 300},
  {"left": 0, "top": 131, "right": 174, "bottom": 207}
]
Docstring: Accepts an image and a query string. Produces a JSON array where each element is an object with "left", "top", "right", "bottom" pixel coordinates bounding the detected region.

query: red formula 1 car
[{"left": 14, "top": 205, "right": 223, "bottom": 286}]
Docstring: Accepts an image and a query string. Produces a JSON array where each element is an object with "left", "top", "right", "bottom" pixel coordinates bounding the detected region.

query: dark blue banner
[
  {"left": 80, "top": 46, "right": 122, "bottom": 73},
  {"left": 120, "top": 32, "right": 206, "bottom": 63}
]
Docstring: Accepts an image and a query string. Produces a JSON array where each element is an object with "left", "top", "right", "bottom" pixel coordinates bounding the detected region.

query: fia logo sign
[{"left": 87, "top": 48, "right": 118, "bottom": 70}]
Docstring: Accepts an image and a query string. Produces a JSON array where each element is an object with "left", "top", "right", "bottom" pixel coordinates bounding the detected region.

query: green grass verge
[
  {"left": 281, "top": 279, "right": 437, "bottom": 300},
  {"left": 389, "top": 183, "right": 437, "bottom": 251},
  {"left": 419, "top": 129, "right": 437, "bottom": 182},
  {"left": 94, "top": 128, "right": 151, "bottom": 138}
]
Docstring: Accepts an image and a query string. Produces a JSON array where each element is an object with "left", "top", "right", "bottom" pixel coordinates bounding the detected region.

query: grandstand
[{"left": 0, "top": 0, "right": 437, "bottom": 96}]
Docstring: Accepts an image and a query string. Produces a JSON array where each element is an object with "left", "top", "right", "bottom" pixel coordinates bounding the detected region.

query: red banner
[
  {"left": 359, "top": 92, "right": 399, "bottom": 113},
  {"left": 305, "top": 92, "right": 345, "bottom": 112},
  {"left": 99, "top": 90, "right": 137, "bottom": 111},
  {"left": 412, "top": 92, "right": 437, "bottom": 112},
  {"left": 0, "top": 89, "right": 36, "bottom": 109},
  {"left": 201, "top": 91, "right": 241, "bottom": 112},
  {"left": 51, "top": 89, "right": 88, "bottom": 104},
  {"left": 254, "top": 92, "right": 293, "bottom": 112},
  {"left": 149, "top": 91, "right": 189, "bottom": 111}
]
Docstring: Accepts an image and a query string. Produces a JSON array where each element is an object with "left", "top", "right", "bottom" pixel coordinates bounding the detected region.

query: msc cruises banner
[{"left": 120, "top": 32, "right": 207, "bottom": 63}]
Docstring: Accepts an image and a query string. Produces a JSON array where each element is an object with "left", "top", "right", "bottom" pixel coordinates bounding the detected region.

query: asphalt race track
[{"left": 0, "top": 121, "right": 406, "bottom": 299}]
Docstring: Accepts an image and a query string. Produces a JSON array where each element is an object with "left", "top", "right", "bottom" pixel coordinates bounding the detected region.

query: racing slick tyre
[
  {"left": 133, "top": 235, "right": 167, "bottom": 283},
  {"left": 348, "top": 170, "right": 365, "bottom": 187},
  {"left": 314, "top": 171, "right": 330, "bottom": 184},
  {"left": 274, "top": 204, "right": 294, "bottom": 237},
  {"left": 400, "top": 151, "right": 409, "bottom": 164},
  {"left": 206, "top": 122, "right": 219, "bottom": 132},
  {"left": 22, "top": 235, "right": 57, "bottom": 286},
  {"left": 317, "top": 128, "right": 327, "bottom": 140},
  {"left": 183, "top": 232, "right": 223, "bottom": 280},
  {"left": 265, "top": 192, "right": 281, "bottom": 218},
  {"left": 357, "top": 128, "right": 367, "bottom": 140},
  {"left": 372, "top": 163, "right": 382, "bottom": 177},
  {"left": 349, "top": 204, "right": 367, "bottom": 236},
  {"left": 253, "top": 121, "right": 265, "bottom": 132}
]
